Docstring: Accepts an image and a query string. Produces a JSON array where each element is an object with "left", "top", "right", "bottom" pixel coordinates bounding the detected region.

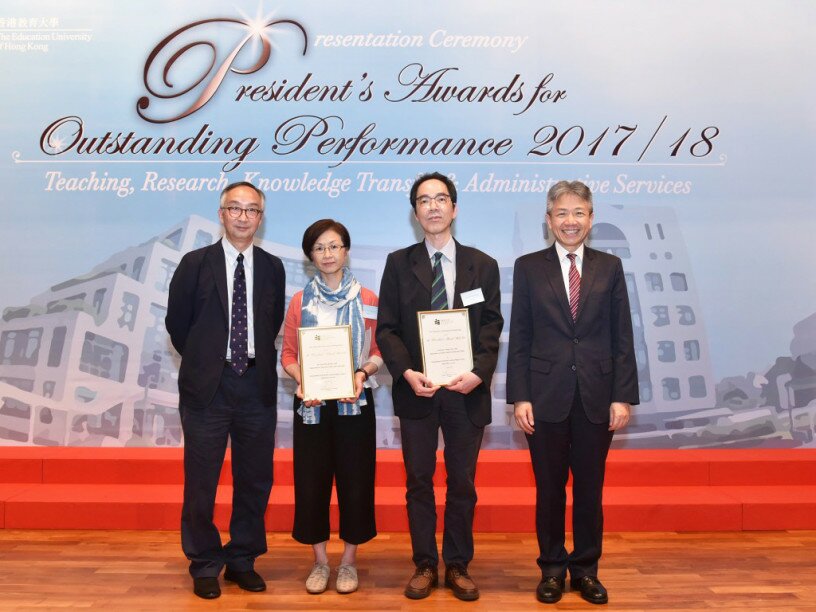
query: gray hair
[
  {"left": 220, "top": 181, "right": 265, "bottom": 208},
  {"left": 546, "top": 180, "right": 593, "bottom": 214}
]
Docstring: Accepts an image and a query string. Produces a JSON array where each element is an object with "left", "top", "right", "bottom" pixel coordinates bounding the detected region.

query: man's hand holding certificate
[{"left": 417, "top": 309, "right": 475, "bottom": 387}]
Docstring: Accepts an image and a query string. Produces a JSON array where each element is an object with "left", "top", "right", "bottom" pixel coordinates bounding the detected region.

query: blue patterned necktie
[
  {"left": 430, "top": 251, "right": 448, "bottom": 310},
  {"left": 229, "top": 253, "right": 249, "bottom": 375}
]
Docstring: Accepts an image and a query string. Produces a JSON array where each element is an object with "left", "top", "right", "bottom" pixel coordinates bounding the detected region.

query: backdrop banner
[{"left": 1, "top": 1, "right": 814, "bottom": 449}]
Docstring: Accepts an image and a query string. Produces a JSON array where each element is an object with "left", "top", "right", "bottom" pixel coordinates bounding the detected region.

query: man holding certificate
[
  {"left": 377, "top": 172, "right": 503, "bottom": 601},
  {"left": 281, "top": 219, "right": 382, "bottom": 595}
]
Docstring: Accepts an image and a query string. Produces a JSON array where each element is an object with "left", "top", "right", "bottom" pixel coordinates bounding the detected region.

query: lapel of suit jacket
[
  {"left": 575, "top": 245, "right": 597, "bottom": 322},
  {"left": 208, "top": 240, "right": 229, "bottom": 322},
  {"left": 542, "top": 245, "right": 574, "bottom": 326},
  {"left": 252, "top": 244, "right": 264, "bottom": 316},
  {"left": 452, "top": 239, "right": 474, "bottom": 309},
  {"left": 409, "top": 241, "right": 433, "bottom": 298}
]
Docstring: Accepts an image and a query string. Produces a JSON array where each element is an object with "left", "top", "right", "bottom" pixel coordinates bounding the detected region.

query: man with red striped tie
[{"left": 506, "top": 180, "right": 639, "bottom": 605}]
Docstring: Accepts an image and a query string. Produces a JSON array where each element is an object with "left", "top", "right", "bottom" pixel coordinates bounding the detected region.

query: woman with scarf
[{"left": 281, "top": 219, "right": 381, "bottom": 595}]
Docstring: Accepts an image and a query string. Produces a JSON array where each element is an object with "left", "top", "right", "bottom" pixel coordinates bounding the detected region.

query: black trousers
[
  {"left": 292, "top": 388, "right": 377, "bottom": 545},
  {"left": 526, "top": 388, "right": 614, "bottom": 579},
  {"left": 399, "top": 388, "right": 484, "bottom": 569},
  {"left": 179, "top": 364, "right": 276, "bottom": 578}
]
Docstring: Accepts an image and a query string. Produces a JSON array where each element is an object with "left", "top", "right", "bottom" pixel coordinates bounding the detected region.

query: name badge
[
  {"left": 363, "top": 304, "right": 378, "bottom": 319},
  {"left": 460, "top": 288, "right": 485, "bottom": 307}
]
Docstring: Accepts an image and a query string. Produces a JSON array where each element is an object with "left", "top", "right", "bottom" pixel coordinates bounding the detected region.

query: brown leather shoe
[
  {"left": 404, "top": 565, "right": 438, "bottom": 599},
  {"left": 444, "top": 564, "right": 480, "bottom": 601}
]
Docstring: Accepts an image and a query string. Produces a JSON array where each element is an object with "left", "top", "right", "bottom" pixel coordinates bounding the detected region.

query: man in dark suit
[
  {"left": 377, "top": 172, "right": 503, "bottom": 601},
  {"left": 166, "top": 181, "right": 285, "bottom": 599},
  {"left": 506, "top": 180, "right": 638, "bottom": 605}
]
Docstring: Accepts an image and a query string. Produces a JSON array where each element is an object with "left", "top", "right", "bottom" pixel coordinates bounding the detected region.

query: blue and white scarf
[{"left": 298, "top": 267, "right": 367, "bottom": 424}]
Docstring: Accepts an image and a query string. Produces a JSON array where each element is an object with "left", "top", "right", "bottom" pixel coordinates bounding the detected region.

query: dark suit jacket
[
  {"left": 376, "top": 240, "right": 503, "bottom": 427},
  {"left": 506, "top": 244, "right": 639, "bottom": 424},
  {"left": 166, "top": 240, "right": 285, "bottom": 409}
]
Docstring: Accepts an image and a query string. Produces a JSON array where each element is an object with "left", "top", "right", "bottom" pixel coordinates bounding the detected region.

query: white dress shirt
[
  {"left": 554, "top": 241, "right": 585, "bottom": 297},
  {"left": 425, "top": 237, "right": 456, "bottom": 309},
  {"left": 222, "top": 239, "right": 256, "bottom": 359}
]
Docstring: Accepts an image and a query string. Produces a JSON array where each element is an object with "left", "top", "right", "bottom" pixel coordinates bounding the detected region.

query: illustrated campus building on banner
[
  {"left": 1, "top": 1, "right": 815, "bottom": 451},
  {"left": 3, "top": 201, "right": 812, "bottom": 449}
]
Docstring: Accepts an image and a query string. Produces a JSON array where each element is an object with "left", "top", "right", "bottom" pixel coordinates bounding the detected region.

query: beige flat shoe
[
  {"left": 305, "top": 562, "right": 330, "bottom": 594},
  {"left": 336, "top": 564, "right": 358, "bottom": 594}
]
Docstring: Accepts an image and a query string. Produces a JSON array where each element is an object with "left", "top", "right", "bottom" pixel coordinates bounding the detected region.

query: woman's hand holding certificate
[{"left": 297, "top": 325, "right": 356, "bottom": 401}]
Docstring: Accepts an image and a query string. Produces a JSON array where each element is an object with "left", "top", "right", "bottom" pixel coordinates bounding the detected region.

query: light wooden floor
[{"left": 1, "top": 530, "right": 815, "bottom": 610}]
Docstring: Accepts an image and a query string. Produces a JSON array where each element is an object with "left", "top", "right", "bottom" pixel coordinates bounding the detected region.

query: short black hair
[
  {"left": 409, "top": 172, "right": 457, "bottom": 210},
  {"left": 302, "top": 219, "right": 351, "bottom": 261}
]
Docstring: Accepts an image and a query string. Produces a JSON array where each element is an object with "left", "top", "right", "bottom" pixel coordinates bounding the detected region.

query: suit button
[
  {"left": 573, "top": 337, "right": 579, "bottom": 344},
  {"left": 571, "top": 365, "right": 577, "bottom": 371}
]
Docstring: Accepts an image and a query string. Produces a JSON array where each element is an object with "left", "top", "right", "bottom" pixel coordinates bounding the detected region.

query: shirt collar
[
  {"left": 222, "top": 239, "right": 254, "bottom": 268},
  {"left": 425, "top": 236, "right": 456, "bottom": 262},
  {"left": 554, "top": 241, "right": 585, "bottom": 262}
]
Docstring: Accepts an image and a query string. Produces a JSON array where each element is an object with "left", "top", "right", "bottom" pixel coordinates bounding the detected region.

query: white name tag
[
  {"left": 363, "top": 304, "right": 378, "bottom": 319},
  {"left": 460, "top": 288, "right": 485, "bottom": 307}
]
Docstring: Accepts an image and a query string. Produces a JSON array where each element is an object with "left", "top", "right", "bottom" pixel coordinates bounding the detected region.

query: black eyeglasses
[
  {"left": 312, "top": 244, "right": 345, "bottom": 255},
  {"left": 221, "top": 206, "right": 263, "bottom": 220},
  {"left": 416, "top": 194, "right": 451, "bottom": 208}
]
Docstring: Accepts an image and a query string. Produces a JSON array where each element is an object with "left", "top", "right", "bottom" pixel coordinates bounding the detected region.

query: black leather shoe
[
  {"left": 570, "top": 576, "right": 608, "bottom": 604},
  {"left": 536, "top": 576, "right": 565, "bottom": 603},
  {"left": 193, "top": 576, "right": 221, "bottom": 599},
  {"left": 224, "top": 568, "right": 266, "bottom": 592}
]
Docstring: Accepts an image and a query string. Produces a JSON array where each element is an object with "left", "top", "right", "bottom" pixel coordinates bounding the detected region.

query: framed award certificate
[
  {"left": 297, "top": 325, "right": 355, "bottom": 400},
  {"left": 417, "top": 308, "right": 474, "bottom": 386}
]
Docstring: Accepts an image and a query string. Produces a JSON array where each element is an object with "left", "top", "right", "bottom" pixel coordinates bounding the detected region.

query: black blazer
[
  {"left": 376, "top": 240, "right": 503, "bottom": 427},
  {"left": 165, "top": 240, "right": 285, "bottom": 409},
  {"left": 506, "top": 245, "right": 639, "bottom": 424}
]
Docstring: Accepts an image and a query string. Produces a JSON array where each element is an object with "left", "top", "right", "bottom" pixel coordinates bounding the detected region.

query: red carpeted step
[
  {"left": 605, "top": 450, "right": 713, "bottom": 485},
  {"left": 4, "top": 484, "right": 188, "bottom": 530},
  {"left": 0, "top": 484, "right": 39, "bottom": 527},
  {"left": 3, "top": 483, "right": 277, "bottom": 531},
  {"left": 3, "top": 484, "right": 295, "bottom": 532},
  {"left": 707, "top": 451, "right": 816, "bottom": 485},
  {"left": 9, "top": 448, "right": 816, "bottom": 487},
  {"left": 3, "top": 449, "right": 816, "bottom": 531},
  {"left": 4, "top": 482, "right": 816, "bottom": 531},
  {"left": 43, "top": 448, "right": 191, "bottom": 485},
  {"left": 39, "top": 448, "right": 298, "bottom": 486},
  {"left": 0, "top": 448, "right": 43, "bottom": 482},
  {"left": 716, "top": 486, "right": 816, "bottom": 530},
  {"left": 602, "top": 486, "right": 744, "bottom": 531},
  {"left": 287, "top": 485, "right": 746, "bottom": 532},
  {"left": 0, "top": 484, "right": 751, "bottom": 532}
]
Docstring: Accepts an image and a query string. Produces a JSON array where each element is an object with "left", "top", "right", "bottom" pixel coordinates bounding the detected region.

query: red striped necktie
[{"left": 567, "top": 252, "right": 580, "bottom": 321}]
